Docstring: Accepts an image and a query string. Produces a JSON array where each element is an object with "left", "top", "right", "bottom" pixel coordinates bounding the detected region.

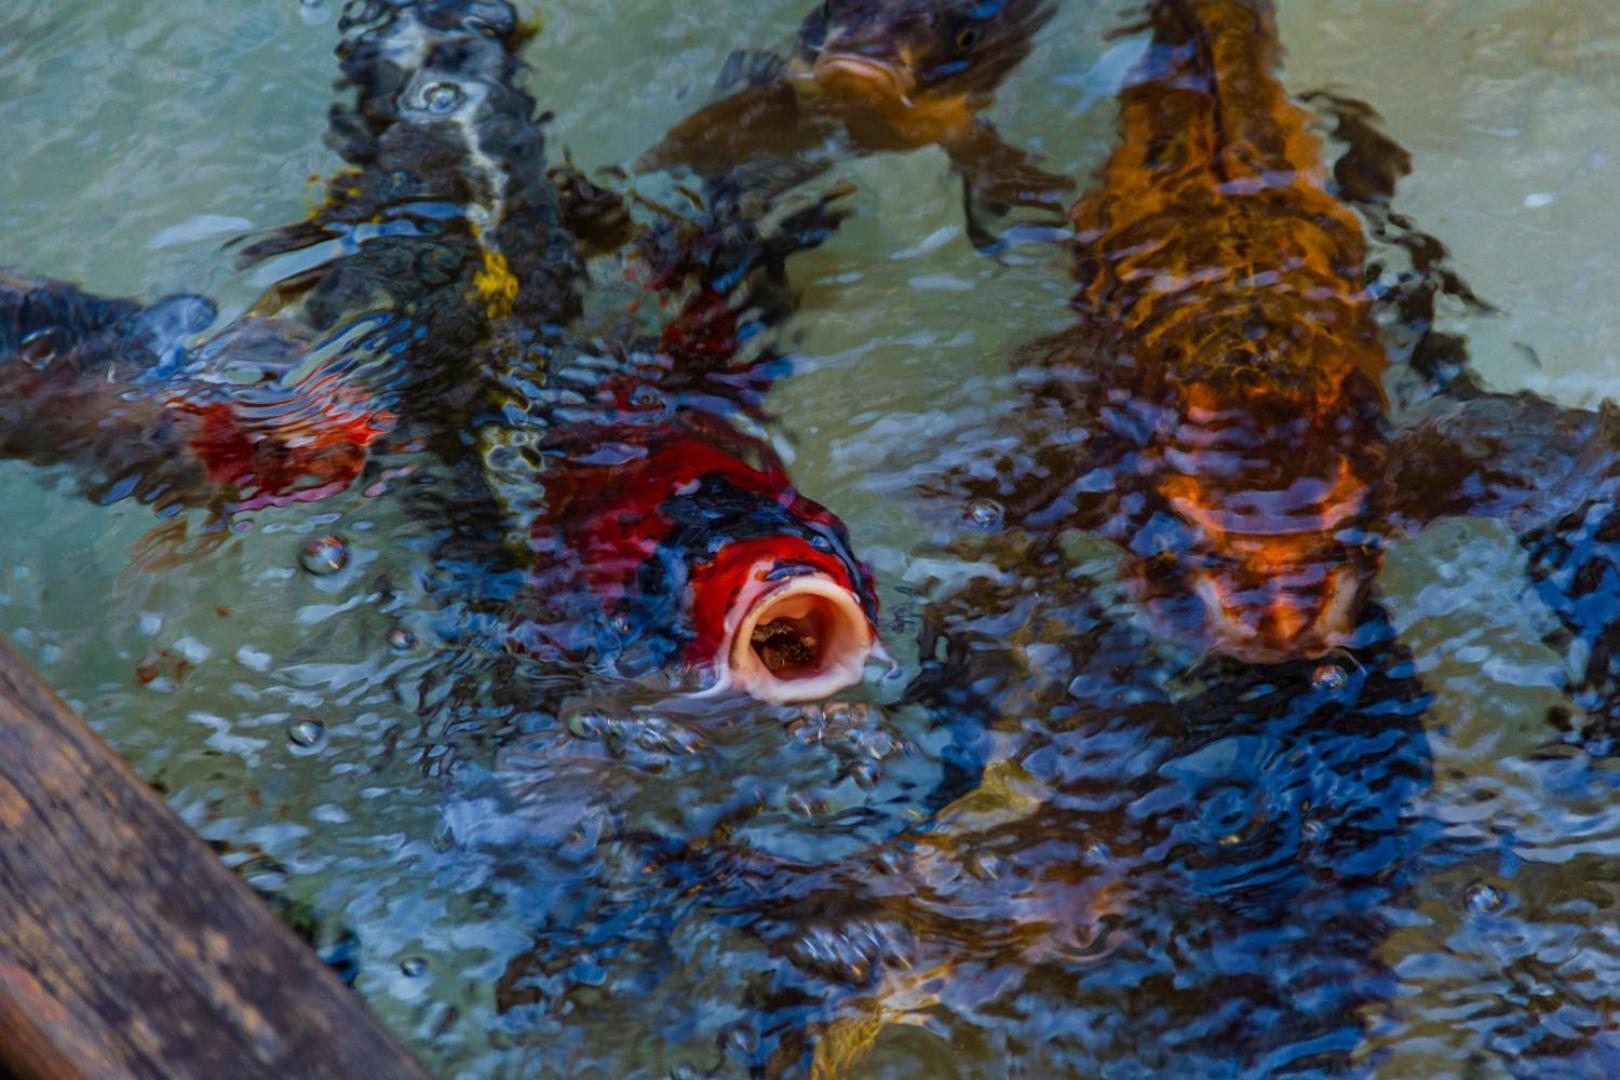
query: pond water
[{"left": 5, "top": 0, "right": 1620, "bottom": 1076}]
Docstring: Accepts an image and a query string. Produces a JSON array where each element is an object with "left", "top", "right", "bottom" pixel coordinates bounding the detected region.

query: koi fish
[
  {"left": 637, "top": 0, "right": 1070, "bottom": 248},
  {"left": 0, "top": 273, "right": 392, "bottom": 514},
  {"left": 938, "top": 0, "right": 1620, "bottom": 678},
  {"left": 1062, "top": 0, "right": 1394, "bottom": 662},
  {"left": 522, "top": 412, "right": 882, "bottom": 705},
  {"left": 499, "top": 227, "right": 884, "bottom": 705}
]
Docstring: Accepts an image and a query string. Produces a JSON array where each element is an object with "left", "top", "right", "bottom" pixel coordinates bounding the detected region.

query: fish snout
[
  {"left": 808, "top": 52, "right": 917, "bottom": 107},
  {"left": 1186, "top": 544, "right": 1373, "bottom": 664}
]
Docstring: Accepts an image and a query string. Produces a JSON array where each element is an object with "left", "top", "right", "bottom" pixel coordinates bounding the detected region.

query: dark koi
[{"left": 637, "top": 0, "right": 1069, "bottom": 247}]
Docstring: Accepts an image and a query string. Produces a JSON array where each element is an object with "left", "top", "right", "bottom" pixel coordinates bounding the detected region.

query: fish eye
[{"left": 955, "top": 27, "right": 980, "bottom": 50}]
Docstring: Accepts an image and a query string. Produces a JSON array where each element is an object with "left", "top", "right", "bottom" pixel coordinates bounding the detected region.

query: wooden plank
[{"left": 0, "top": 636, "right": 431, "bottom": 1080}]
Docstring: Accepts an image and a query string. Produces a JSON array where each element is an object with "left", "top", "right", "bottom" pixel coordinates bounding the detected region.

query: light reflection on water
[{"left": 4, "top": 0, "right": 1620, "bottom": 1075}]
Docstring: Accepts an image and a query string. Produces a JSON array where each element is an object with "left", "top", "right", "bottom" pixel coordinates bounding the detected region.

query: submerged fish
[
  {"left": 940, "top": 0, "right": 1618, "bottom": 665},
  {"left": 522, "top": 408, "right": 882, "bottom": 705},
  {"left": 638, "top": 0, "right": 1070, "bottom": 247},
  {"left": 1056, "top": 0, "right": 1387, "bottom": 661}
]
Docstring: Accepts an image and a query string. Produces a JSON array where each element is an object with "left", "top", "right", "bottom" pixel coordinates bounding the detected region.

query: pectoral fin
[
  {"left": 942, "top": 120, "right": 1073, "bottom": 252},
  {"left": 1385, "top": 384, "right": 1619, "bottom": 535},
  {"left": 636, "top": 79, "right": 824, "bottom": 178},
  {"left": 1389, "top": 384, "right": 1620, "bottom": 736}
]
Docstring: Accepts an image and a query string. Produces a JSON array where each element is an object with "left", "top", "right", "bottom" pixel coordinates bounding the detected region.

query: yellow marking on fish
[
  {"left": 473, "top": 250, "right": 519, "bottom": 320},
  {"left": 934, "top": 758, "right": 1046, "bottom": 831},
  {"left": 513, "top": 14, "right": 543, "bottom": 49},
  {"left": 304, "top": 167, "right": 363, "bottom": 215},
  {"left": 810, "top": 963, "right": 952, "bottom": 1080}
]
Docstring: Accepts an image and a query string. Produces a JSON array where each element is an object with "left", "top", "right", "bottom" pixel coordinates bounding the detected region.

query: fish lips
[
  {"left": 689, "top": 540, "right": 884, "bottom": 705},
  {"left": 804, "top": 53, "right": 918, "bottom": 108}
]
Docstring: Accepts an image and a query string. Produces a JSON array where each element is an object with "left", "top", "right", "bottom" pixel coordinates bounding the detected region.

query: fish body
[
  {"left": 1057, "top": 0, "right": 1387, "bottom": 661},
  {"left": 0, "top": 275, "right": 392, "bottom": 513}
]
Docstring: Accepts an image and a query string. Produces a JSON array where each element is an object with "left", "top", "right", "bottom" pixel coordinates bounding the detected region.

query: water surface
[{"left": 4, "top": 0, "right": 1620, "bottom": 1076}]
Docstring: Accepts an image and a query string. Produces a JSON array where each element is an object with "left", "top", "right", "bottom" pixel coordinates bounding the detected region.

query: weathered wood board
[{"left": 0, "top": 636, "right": 430, "bottom": 1080}]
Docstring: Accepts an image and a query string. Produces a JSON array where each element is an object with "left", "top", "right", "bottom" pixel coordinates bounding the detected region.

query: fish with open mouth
[
  {"left": 637, "top": 0, "right": 1072, "bottom": 249},
  {"left": 517, "top": 403, "right": 883, "bottom": 705},
  {"left": 491, "top": 246, "right": 886, "bottom": 705}
]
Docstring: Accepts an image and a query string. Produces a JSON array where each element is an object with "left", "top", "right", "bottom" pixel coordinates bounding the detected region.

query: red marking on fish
[{"left": 170, "top": 371, "right": 393, "bottom": 511}]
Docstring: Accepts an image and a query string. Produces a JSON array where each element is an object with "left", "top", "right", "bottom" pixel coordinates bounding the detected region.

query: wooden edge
[{"left": 0, "top": 636, "right": 432, "bottom": 1080}]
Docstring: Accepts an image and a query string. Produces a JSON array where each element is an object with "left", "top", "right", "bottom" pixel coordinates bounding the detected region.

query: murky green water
[{"left": 5, "top": 0, "right": 1620, "bottom": 1076}]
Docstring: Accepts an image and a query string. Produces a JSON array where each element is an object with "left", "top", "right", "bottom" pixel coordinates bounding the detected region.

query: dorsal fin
[{"left": 1107, "top": 0, "right": 1324, "bottom": 186}]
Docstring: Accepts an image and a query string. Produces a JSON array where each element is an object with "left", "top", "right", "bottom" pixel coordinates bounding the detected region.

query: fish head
[
  {"left": 792, "top": 0, "right": 1054, "bottom": 141},
  {"left": 1144, "top": 381, "right": 1385, "bottom": 664},
  {"left": 1164, "top": 520, "right": 1381, "bottom": 665},
  {"left": 554, "top": 427, "right": 884, "bottom": 704}
]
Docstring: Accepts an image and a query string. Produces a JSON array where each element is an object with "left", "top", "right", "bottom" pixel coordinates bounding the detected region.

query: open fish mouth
[
  {"left": 809, "top": 53, "right": 917, "bottom": 106},
  {"left": 716, "top": 571, "right": 878, "bottom": 705}
]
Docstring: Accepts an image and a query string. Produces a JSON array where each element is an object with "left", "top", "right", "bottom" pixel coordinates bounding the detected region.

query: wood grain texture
[{"left": 0, "top": 636, "right": 430, "bottom": 1080}]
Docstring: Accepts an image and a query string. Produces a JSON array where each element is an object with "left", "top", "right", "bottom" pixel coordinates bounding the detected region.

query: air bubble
[
  {"left": 1466, "top": 882, "right": 1504, "bottom": 915},
  {"left": 423, "top": 81, "right": 464, "bottom": 113},
  {"left": 288, "top": 718, "right": 326, "bottom": 749},
  {"left": 299, "top": 534, "right": 350, "bottom": 575},
  {"left": 1311, "top": 663, "right": 1348, "bottom": 692},
  {"left": 965, "top": 498, "right": 1005, "bottom": 530}
]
